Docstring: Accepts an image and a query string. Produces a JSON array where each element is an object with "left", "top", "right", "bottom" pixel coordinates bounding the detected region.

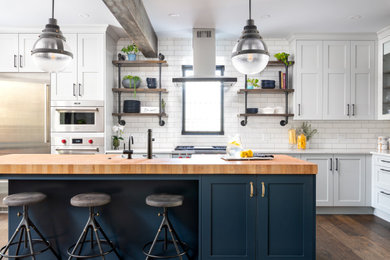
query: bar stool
[
  {"left": 143, "top": 194, "right": 189, "bottom": 260},
  {"left": 0, "top": 192, "right": 60, "bottom": 259},
  {"left": 67, "top": 193, "right": 121, "bottom": 259}
]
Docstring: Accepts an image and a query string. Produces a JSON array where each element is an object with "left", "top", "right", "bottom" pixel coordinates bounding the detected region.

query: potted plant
[
  {"left": 296, "top": 122, "right": 318, "bottom": 149},
  {"left": 121, "top": 43, "right": 139, "bottom": 61},
  {"left": 112, "top": 124, "right": 125, "bottom": 150},
  {"left": 122, "top": 75, "right": 141, "bottom": 97},
  {"left": 274, "top": 52, "right": 292, "bottom": 66},
  {"left": 247, "top": 78, "right": 260, "bottom": 89}
]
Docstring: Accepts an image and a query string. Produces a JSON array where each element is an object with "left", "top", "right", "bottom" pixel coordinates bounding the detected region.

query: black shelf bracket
[{"left": 241, "top": 74, "right": 248, "bottom": 126}]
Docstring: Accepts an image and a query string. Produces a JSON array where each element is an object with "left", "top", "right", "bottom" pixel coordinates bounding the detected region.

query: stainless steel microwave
[{"left": 51, "top": 101, "right": 104, "bottom": 133}]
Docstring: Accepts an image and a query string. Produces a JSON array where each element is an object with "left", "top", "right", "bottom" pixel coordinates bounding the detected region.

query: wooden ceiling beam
[{"left": 103, "top": 0, "right": 158, "bottom": 58}]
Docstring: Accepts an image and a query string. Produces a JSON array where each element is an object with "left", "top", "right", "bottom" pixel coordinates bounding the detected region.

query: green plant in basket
[{"left": 274, "top": 52, "right": 292, "bottom": 66}]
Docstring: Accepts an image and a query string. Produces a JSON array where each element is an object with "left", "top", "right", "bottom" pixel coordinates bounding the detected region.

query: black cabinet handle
[
  {"left": 335, "top": 158, "right": 339, "bottom": 171},
  {"left": 347, "top": 104, "right": 350, "bottom": 116},
  {"left": 13, "top": 55, "right": 17, "bottom": 68},
  {"left": 19, "top": 55, "right": 23, "bottom": 68},
  {"left": 330, "top": 158, "right": 333, "bottom": 171},
  {"left": 380, "top": 191, "right": 390, "bottom": 196},
  {"left": 380, "top": 168, "right": 390, "bottom": 173},
  {"left": 352, "top": 104, "right": 355, "bottom": 116},
  {"left": 298, "top": 104, "right": 301, "bottom": 116}
]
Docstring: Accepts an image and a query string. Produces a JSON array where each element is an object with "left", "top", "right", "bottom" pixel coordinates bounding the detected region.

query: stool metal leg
[
  {"left": 25, "top": 226, "right": 36, "bottom": 260},
  {"left": 68, "top": 220, "right": 91, "bottom": 260},
  {"left": 91, "top": 221, "right": 105, "bottom": 260},
  {"left": 165, "top": 219, "right": 183, "bottom": 260},
  {"left": 94, "top": 220, "right": 121, "bottom": 259},
  {"left": 29, "top": 219, "right": 61, "bottom": 259},
  {"left": 0, "top": 219, "right": 24, "bottom": 259},
  {"left": 145, "top": 215, "right": 166, "bottom": 260},
  {"left": 15, "top": 226, "right": 25, "bottom": 257}
]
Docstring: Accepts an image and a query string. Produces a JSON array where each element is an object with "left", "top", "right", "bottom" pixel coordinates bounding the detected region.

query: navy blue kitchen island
[{"left": 0, "top": 154, "right": 317, "bottom": 260}]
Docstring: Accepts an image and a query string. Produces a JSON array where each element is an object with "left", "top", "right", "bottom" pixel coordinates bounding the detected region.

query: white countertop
[
  {"left": 106, "top": 148, "right": 374, "bottom": 155},
  {"left": 371, "top": 151, "right": 390, "bottom": 156}
]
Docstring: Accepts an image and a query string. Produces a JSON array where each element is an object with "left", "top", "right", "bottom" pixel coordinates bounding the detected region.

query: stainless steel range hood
[{"left": 172, "top": 28, "right": 237, "bottom": 85}]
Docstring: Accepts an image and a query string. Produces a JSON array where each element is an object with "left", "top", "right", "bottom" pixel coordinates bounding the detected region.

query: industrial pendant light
[
  {"left": 231, "top": 0, "right": 269, "bottom": 75},
  {"left": 31, "top": 0, "right": 73, "bottom": 72}
]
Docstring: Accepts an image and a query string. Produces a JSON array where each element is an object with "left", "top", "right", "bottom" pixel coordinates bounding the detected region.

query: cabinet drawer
[
  {"left": 374, "top": 155, "right": 390, "bottom": 168},
  {"left": 375, "top": 188, "right": 390, "bottom": 213},
  {"left": 375, "top": 166, "right": 390, "bottom": 190}
]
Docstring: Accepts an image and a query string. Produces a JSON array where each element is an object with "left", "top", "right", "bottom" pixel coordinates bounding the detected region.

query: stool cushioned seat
[
  {"left": 146, "top": 194, "right": 184, "bottom": 208},
  {"left": 71, "top": 193, "right": 111, "bottom": 207},
  {"left": 3, "top": 192, "right": 46, "bottom": 207}
]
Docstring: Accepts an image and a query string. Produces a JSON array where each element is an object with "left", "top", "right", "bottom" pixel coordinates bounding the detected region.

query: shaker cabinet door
[
  {"left": 51, "top": 34, "right": 78, "bottom": 101},
  {"left": 334, "top": 155, "right": 366, "bottom": 206},
  {"left": 77, "top": 34, "right": 104, "bottom": 101},
  {"left": 323, "top": 41, "right": 351, "bottom": 120},
  {"left": 18, "top": 34, "right": 41, "bottom": 72},
  {"left": 257, "top": 176, "right": 316, "bottom": 260},
  {"left": 301, "top": 155, "right": 333, "bottom": 206},
  {"left": 201, "top": 176, "right": 256, "bottom": 260},
  {"left": 295, "top": 41, "right": 323, "bottom": 120},
  {"left": 0, "top": 34, "right": 19, "bottom": 72},
  {"left": 350, "top": 41, "right": 375, "bottom": 120}
]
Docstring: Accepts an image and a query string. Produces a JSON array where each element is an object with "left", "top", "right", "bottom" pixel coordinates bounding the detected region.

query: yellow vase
[{"left": 297, "top": 134, "right": 306, "bottom": 149}]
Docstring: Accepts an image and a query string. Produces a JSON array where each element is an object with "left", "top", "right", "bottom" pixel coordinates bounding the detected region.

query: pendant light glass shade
[
  {"left": 31, "top": 0, "right": 73, "bottom": 72},
  {"left": 232, "top": 0, "right": 269, "bottom": 75}
]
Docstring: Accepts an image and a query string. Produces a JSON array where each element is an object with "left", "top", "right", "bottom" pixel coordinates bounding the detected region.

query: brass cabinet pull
[
  {"left": 250, "top": 182, "right": 254, "bottom": 198},
  {"left": 261, "top": 182, "right": 265, "bottom": 198}
]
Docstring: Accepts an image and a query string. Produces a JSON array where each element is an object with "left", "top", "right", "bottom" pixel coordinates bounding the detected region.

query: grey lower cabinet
[
  {"left": 301, "top": 154, "right": 366, "bottom": 206},
  {"left": 201, "top": 175, "right": 316, "bottom": 260}
]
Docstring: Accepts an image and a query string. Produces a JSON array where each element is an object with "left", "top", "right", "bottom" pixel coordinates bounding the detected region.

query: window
[{"left": 182, "top": 65, "right": 224, "bottom": 135}]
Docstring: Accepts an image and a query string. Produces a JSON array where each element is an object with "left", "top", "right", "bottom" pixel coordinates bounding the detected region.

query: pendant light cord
[
  {"left": 249, "top": 0, "right": 251, "bottom": 20},
  {"left": 52, "top": 0, "right": 55, "bottom": 19}
]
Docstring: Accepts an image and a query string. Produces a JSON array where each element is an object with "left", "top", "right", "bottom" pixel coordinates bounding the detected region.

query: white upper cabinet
[
  {"left": 378, "top": 32, "right": 390, "bottom": 119},
  {"left": 0, "top": 33, "right": 42, "bottom": 72},
  {"left": 294, "top": 39, "right": 375, "bottom": 120},
  {"left": 51, "top": 34, "right": 78, "bottom": 101},
  {"left": 18, "top": 34, "right": 41, "bottom": 72},
  {"left": 295, "top": 41, "right": 323, "bottom": 120},
  {"left": 51, "top": 33, "right": 104, "bottom": 101},
  {"left": 323, "top": 41, "right": 351, "bottom": 120},
  {"left": 0, "top": 34, "right": 18, "bottom": 72},
  {"left": 350, "top": 41, "right": 375, "bottom": 119},
  {"left": 77, "top": 34, "right": 104, "bottom": 101}
]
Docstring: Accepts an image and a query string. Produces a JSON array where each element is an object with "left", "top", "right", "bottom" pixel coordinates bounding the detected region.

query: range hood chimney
[{"left": 172, "top": 28, "right": 237, "bottom": 85}]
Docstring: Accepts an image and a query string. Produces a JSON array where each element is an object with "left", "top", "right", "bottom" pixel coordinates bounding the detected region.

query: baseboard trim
[{"left": 317, "top": 207, "right": 374, "bottom": 215}]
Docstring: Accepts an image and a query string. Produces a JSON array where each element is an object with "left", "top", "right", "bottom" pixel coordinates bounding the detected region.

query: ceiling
[{"left": 1, "top": 0, "right": 390, "bottom": 39}]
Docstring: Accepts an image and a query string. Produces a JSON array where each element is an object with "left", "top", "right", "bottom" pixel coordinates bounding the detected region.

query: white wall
[{"left": 112, "top": 37, "right": 390, "bottom": 150}]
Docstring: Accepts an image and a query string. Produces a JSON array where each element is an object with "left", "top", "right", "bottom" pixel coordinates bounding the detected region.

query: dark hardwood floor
[
  {"left": 0, "top": 214, "right": 389, "bottom": 259},
  {"left": 317, "top": 215, "right": 390, "bottom": 259}
]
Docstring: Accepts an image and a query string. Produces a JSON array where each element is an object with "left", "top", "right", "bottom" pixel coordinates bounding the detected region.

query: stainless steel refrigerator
[
  {"left": 0, "top": 73, "right": 51, "bottom": 155},
  {"left": 0, "top": 73, "right": 51, "bottom": 209}
]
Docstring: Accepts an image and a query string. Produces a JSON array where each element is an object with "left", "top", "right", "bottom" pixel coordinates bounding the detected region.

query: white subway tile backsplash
[{"left": 112, "top": 37, "right": 390, "bottom": 150}]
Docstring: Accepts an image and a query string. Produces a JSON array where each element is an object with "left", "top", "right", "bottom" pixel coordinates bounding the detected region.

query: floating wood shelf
[
  {"left": 112, "top": 60, "right": 168, "bottom": 67},
  {"left": 238, "top": 89, "right": 294, "bottom": 94},
  {"left": 267, "top": 61, "right": 295, "bottom": 67},
  {"left": 112, "top": 88, "right": 168, "bottom": 93},
  {"left": 239, "top": 113, "right": 294, "bottom": 117},
  {"left": 112, "top": 113, "right": 167, "bottom": 117}
]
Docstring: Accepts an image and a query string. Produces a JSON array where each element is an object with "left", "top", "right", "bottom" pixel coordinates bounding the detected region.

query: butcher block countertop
[{"left": 0, "top": 154, "right": 317, "bottom": 175}]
